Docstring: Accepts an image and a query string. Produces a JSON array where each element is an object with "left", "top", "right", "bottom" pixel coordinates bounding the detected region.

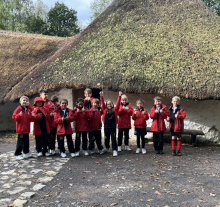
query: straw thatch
[
  {"left": 0, "top": 30, "right": 73, "bottom": 103},
  {"left": 3, "top": 0, "right": 220, "bottom": 101}
]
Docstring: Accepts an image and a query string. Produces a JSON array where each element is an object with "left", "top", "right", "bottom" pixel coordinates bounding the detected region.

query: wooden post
[{"left": 191, "top": 134, "right": 196, "bottom": 147}]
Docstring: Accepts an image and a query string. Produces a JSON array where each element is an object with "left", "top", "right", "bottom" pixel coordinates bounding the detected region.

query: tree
[
  {"left": 88, "top": 0, "right": 112, "bottom": 23},
  {"left": 45, "top": 2, "right": 80, "bottom": 37},
  {"left": 203, "top": 0, "right": 220, "bottom": 15}
]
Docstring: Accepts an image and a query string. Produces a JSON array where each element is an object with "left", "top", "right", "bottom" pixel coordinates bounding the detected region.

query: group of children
[{"left": 12, "top": 88, "right": 186, "bottom": 160}]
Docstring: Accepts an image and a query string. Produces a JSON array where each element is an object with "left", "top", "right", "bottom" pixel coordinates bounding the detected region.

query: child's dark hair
[
  {"left": 40, "top": 89, "right": 48, "bottom": 95},
  {"left": 51, "top": 95, "right": 58, "bottom": 103},
  {"left": 76, "top": 98, "right": 84, "bottom": 104},
  {"left": 60, "top": 99, "right": 68, "bottom": 104},
  {"left": 136, "top": 99, "right": 145, "bottom": 104}
]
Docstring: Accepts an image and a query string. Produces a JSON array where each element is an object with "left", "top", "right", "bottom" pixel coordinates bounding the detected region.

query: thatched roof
[
  {"left": 0, "top": 30, "right": 73, "bottom": 103},
  {"left": 4, "top": 0, "right": 220, "bottom": 101}
]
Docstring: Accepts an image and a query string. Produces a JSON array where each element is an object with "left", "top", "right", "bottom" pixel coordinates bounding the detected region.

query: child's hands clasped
[
  {"left": 142, "top": 111, "right": 146, "bottom": 114},
  {"left": 19, "top": 111, "right": 23, "bottom": 116},
  {"left": 155, "top": 109, "right": 159, "bottom": 113}
]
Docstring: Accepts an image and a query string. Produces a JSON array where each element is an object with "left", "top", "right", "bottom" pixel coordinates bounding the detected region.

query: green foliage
[
  {"left": 88, "top": 0, "right": 112, "bottom": 22},
  {"left": 45, "top": 2, "right": 80, "bottom": 37},
  {"left": 0, "top": 0, "right": 81, "bottom": 36},
  {"left": 203, "top": 0, "right": 220, "bottom": 15}
]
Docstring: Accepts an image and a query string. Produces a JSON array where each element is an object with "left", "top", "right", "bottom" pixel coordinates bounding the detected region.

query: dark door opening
[{"left": 92, "top": 88, "right": 102, "bottom": 99}]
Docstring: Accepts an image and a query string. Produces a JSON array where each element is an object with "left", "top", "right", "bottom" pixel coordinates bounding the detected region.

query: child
[
  {"left": 84, "top": 88, "right": 94, "bottom": 110},
  {"left": 54, "top": 99, "right": 76, "bottom": 158},
  {"left": 118, "top": 94, "right": 133, "bottom": 151},
  {"left": 132, "top": 100, "right": 149, "bottom": 154},
  {"left": 167, "top": 96, "right": 186, "bottom": 156},
  {"left": 150, "top": 96, "right": 167, "bottom": 154},
  {"left": 49, "top": 95, "right": 60, "bottom": 155},
  {"left": 88, "top": 98, "right": 104, "bottom": 154},
  {"left": 40, "top": 89, "right": 52, "bottom": 109},
  {"left": 100, "top": 91, "right": 122, "bottom": 157},
  {"left": 74, "top": 98, "right": 90, "bottom": 156},
  {"left": 12, "top": 96, "right": 33, "bottom": 160},
  {"left": 32, "top": 97, "right": 51, "bottom": 157}
]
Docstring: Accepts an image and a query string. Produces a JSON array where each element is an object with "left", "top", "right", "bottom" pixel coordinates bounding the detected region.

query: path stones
[
  {"left": 16, "top": 181, "right": 31, "bottom": 186},
  {"left": 33, "top": 183, "right": 46, "bottom": 191},
  {"left": 13, "top": 199, "right": 27, "bottom": 207},
  {"left": 7, "top": 187, "right": 27, "bottom": 195},
  {"left": 21, "top": 192, "right": 36, "bottom": 199},
  {"left": 45, "top": 171, "right": 58, "bottom": 176},
  {"left": 1, "top": 176, "right": 9, "bottom": 180},
  {"left": 30, "top": 169, "right": 43, "bottom": 174},
  {"left": 19, "top": 174, "right": 33, "bottom": 179},
  {"left": 37, "top": 176, "right": 54, "bottom": 183},
  {"left": 1, "top": 169, "right": 15, "bottom": 175},
  {"left": 2, "top": 183, "right": 14, "bottom": 188}
]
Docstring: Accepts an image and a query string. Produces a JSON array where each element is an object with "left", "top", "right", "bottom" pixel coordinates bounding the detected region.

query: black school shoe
[
  {"left": 172, "top": 150, "right": 176, "bottom": 156},
  {"left": 160, "top": 150, "right": 164, "bottom": 154},
  {"left": 176, "top": 150, "right": 181, "bottom": 156},
  {"left": 155, "top": 150, "right": 160, "bottom": 154}
]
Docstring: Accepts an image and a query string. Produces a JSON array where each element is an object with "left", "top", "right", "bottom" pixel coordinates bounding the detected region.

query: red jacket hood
[
  {"left": 33, "top": 97, "right": 44, "bottom": 106},
  {"left": 153, "top": 104, "right": 166, "bottom": 109}
]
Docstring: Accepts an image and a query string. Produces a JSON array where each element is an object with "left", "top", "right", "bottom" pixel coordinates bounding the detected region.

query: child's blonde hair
[
  {"left": 172, "top": 96, "right": 180, "bottom": 102},
  {"left": 92, "top": 98, "right": 100, "bottom": 105},
  {"left": 84, "top": 88, "right": 92, "bottom": 94},
  {"left": 121, "top": 95, "right": 128, "bottom": 101},
  {"left": 153, "top": 96, "right": 162, "bottom": 101},
  {"left": 20, "top": 96, "right": 29, "bottom": 101}
]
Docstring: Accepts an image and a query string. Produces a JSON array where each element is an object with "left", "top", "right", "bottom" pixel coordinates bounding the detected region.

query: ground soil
[{"left": 0, "top": 136, "right": 219, "bottom": 207}]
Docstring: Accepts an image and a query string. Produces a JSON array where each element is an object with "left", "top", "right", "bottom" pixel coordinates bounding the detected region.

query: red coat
[
  {"left": 32, "top": 106, "right": 51, "bottom": 135},
  {"left": 54, "top": 107, "right": 75, "bottom": 135},
  {"left": 89, "top": 107, "right": 103, "bottom": 130},
  {"left": 118, "top": 103, "right": 133, "bottom": 129},
  {"left": 74, "top": 108, "right": 90, "bottom": 132},
  {"left": 44, "top": 99, "right": 53, "bottom": 109},
  {"left": 12, "top": 106, "right": 32, "bottom": 134},
  {"left": 49, "top": 104, "right": 59, "bottom": 128},
  {"left": 100, "top": 96, "right": 121, "bottom": 125},
  {"left": 84, "top": 97, "right": 94, "bottom": 109},
  {"left": 132, "top": 108, "right": 149, "bottom": 128},
  {"left": 167, "top": 105, "right": 186, "bottom": 132},
  {"left": 150, "top": 104, "right": 167, "bottom": 132}
]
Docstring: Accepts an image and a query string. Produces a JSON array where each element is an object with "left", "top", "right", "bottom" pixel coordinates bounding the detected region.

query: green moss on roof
[{"left": 5, "top": 0, "right": 220, "bottom": 100}]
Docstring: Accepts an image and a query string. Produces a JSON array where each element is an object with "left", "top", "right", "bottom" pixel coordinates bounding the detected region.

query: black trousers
[
  {"left": 48, "top": 127, "right": 58, "bottom": 150},
  {"left": 118, "top": 128, "right": 129, "bottom": 146},
  {"left": 135, "top": 128, "right": 146, "bottom": 148},
  {"left": 57, "top": 134, "right": 75, "bottom": 153},
  {"left": 15, "top": 134, "right": 30, "bottom": 156},
  {"left": 35, "top": 134, "right": 48, "bottom": 154},
  {"left": 104, "top": 128, "right": 117, "bottom": 151},
  {"left": 75, "top": 131, "right": 88, "bottom": 152},
  {"left": 89, "top": 130, "right": 103, "bottom": 150},
  {"left": 153, "top": 131, "right": 164, "bottom": 151}
]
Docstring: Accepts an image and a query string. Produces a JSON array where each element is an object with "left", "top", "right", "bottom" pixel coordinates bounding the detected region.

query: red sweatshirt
[
  {"left": 54, "top": 107, "right": 75, "bottom": 135},
  {"left": 12, "top": 105, "right": 32, "bottom": 134},
  {"left": 32, "top": 97, "right": 51, "bottom": 135},
  {"left": 132, "top": 108, "right": 149, "bottom": 128},
  {"left": 150, "top": 104, "right": 167, "bottom": 132},
  {"left": 89, "top": 107, "right": 103, "bottom": 130},
  {"left": 74, "top": 108, "right": 90, "bottom": 132},
  {"left": 118, "top": 102, "right": 133, "bottom": 129}
]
